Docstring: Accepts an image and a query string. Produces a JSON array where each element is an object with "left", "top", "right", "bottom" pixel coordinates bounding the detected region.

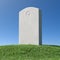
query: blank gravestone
[{"left": 19, "top": 7, "right": 42, "bottom": 45}]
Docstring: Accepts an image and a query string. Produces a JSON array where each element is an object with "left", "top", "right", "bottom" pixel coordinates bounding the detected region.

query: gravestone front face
[{"left": 19, "top": 7, "right": 42, "bottom": 45}]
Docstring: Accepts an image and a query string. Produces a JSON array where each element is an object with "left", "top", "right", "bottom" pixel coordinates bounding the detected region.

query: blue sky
[{"left": 0, "top": 0, "right": 60, "bottom": 45}]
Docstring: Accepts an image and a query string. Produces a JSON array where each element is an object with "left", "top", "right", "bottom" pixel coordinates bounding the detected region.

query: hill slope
[{"left": 0, "top": 45, "right": 60, "bottom": 60}]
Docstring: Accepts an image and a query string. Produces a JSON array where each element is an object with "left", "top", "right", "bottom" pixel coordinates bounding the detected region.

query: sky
[{"left": 0, "top": 0, "right": 60, "bottom": 46}]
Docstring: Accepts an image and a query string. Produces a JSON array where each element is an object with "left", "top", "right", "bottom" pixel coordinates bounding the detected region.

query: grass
[{"left": 0, "top": 45, "right": 60, "bottom": 60}]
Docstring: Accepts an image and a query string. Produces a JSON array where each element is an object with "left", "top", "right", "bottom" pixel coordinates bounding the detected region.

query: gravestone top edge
[{"left": 19, "top": 7, "right": 39, "bottom": 14}]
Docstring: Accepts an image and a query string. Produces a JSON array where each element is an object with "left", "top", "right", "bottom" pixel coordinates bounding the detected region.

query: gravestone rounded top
[{"left": 19, "top": 7, "right": 39, "bottom": 15}]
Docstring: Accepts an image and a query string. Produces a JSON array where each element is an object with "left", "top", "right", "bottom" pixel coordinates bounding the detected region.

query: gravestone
[{"left": 19, "top": 7, "right": 42, "bottom": 45}]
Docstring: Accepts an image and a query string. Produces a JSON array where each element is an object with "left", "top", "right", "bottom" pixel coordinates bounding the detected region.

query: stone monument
[{"left": 19, "top": 7, "right": 42, "bottom": 45}]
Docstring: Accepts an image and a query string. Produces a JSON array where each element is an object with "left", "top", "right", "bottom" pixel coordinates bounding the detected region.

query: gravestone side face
[{"left": 19, "top": 7, "right": 42, "bottom": 45}]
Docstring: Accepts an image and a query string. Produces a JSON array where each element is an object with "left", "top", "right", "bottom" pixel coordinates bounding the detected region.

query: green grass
[{"left": 0, "top": 45, "right": 60, "bottom": 60}]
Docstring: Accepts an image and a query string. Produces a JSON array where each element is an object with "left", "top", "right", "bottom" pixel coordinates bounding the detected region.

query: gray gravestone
[{"left": 19, "top": 7, "right": 42, "bottom": 45}]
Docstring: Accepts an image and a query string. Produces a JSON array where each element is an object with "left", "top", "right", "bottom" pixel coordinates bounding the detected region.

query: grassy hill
[{"left": 0, "top": 45, "right": 60, "bottom": 60}]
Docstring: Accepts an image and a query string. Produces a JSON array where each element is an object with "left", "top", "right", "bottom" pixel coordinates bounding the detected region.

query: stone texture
[{"left": 19, "top": 7, "right": 42, "bottom": 45}]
